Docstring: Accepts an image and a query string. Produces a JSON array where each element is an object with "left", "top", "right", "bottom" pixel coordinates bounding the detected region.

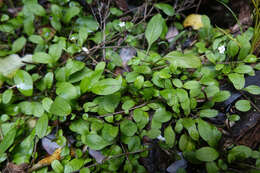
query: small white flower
[
  {"left": 218, "top": 45, "right": 225, "bottom": 54},
  {"left": 70, "top": 36, "right": 76, "bottom": 41},
  {"left": 157, "top": 135, "right": 165, "bottom": 141},
  {"left": 119, "top": 21, "right": 125, "bottom": 28},
  {"left": 82, "top": 47, "right": 89, "bottom": 54}
]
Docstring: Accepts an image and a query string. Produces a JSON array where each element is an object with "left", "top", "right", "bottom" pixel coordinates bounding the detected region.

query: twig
[
  {"left": 30, "top": 137, "right": 39, "bottom": 167},
  {"left": 195, "top": 0, "right": 202, "bottom": 13},
  {"left": 27, "top": 163, "right": 49, "bottom": 173},
  {"left": 85, "top": 54, "right": 117, "bottom": 77},
  {"left": 99, "top": 102, "right": 149, "bottom": 117},
  {"left": 152, "top": 65, "right": 167, "bottom": 71},
  {"left": 86, "top": 148, "right": 149, "bottom": 169},
  {"left": 0, "top": 126, "right": 3, "bottom": 141},
  {"left": 101, "top": 0, "right": 111, "bottom": 61}
]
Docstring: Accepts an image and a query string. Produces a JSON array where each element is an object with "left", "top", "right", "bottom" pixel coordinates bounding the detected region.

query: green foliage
[
  {"left": 0, "top": 1, "right": 259, "bottom": 172},
  {"left": 145, "top": 14, "right": 164, "bottom": 52}
]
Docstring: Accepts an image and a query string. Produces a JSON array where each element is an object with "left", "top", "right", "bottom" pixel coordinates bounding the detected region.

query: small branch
[
  {"left": 86, "top": 148, "right": 149, "bottom": 169},
  {"left": 195, "top": 0, "right": 202, "bottom": 13},
  {"left": 99, "top": 102, "right": 149, "bottom": 117},
  {"left": 30, "top": 137, "right": 39, "bottom": 167},
  {"left": 0, "top": 126, "right": 3, "bottom": 141}
]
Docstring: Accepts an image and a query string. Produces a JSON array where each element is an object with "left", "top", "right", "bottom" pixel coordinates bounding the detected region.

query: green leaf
[
  {"left": 206, "top": 161, "right": 219, "bottom": 173},
  {"left": 172, "top": 78, "right": 183, "bottom": 88},
  {"left": 27, "top": 3, "right": 46, "bottom": 16},
  {"left": 195, "top": 147, "right": 219, "bottom": 162},
  {"left": 227, "top": 40, "right": 239, "bottom": 57},
  {"left": 51, "top": 4, "right": 62, "bottom": 18},
  {"left": 24, "top": 15, "right": 35, "bottom": 36},
  {"left": 35, "top": 114, "right": 48, "bottom": 138},
  {"left": 153, "top": 107, "right": 172, "bottom": 123},
  {"left": 63, "top": 6, "right": 80, "bottom": 24},
  {"left": 199, "top": 109, "right": 218, "bottom": 118},
  {"left": 145, "top": 14, "right": 164, "bottom": 50},
  {"left": 228, "top": 114, "right": 240, "bottom": 122},
  {"left": 243, "top": 85, "right": 260, "bottom": 95},
  {"left": 234, "top": 64, "right": 253, "bottom": 74},
  {"left": 122, "top": 100, "right": 135, "bottom": 112},
  {"left": 228, "top": 73, "right": 245, "bottom": 90},
  {"left": 14, "top": 70, "right": 33, "bottom": 96},
  {"left": 179, "top": 134, "right": 195, "bottom": 151},
  {"left": 65, "top": 59, "right": 85, "bottom": 76},
  {"left": 182, "top": 118, "right": 199, "bottom": 141},
  {"left": 51, "top": 160, "right": 64, "bottom": 173},
  {"left": 50, "top": 96, "right": 72, "bottom": 116},
  {"left": 43, "top": 72, "right": 54, "bottom": 89},
  {"left": 133, "top": 65, "right": 152, "bottom": 74},
  {"left": 102, "top": 123, "right": 119, "bottom": 142},
  {"left": 82, "top": 134, "right": 110, "bottom": 150},
  {"left": 103, "top": 93, "right": 121, "bottom": 113},
  {"left": 244, "top": 54, "right": 257, "bottom": 63},
  {"left": 212, "top": 90, "right": 231, "bottom": 102},
  {"left": 197, "top": 119, "right": 221, "bottom": 147},
  {"left": 56, "top": 82, "right": 78, "bottom": 100},
  {"left": 28, "top": 35, "right": 44, "bottom": 45},
  {"left": 32, "top": 52, "right": 53, "bottom": 64},
  {"left": 183, "top": 80, "right": 200, "bottom": 90},
  {"left": 120, "top": 119, "right": 137, "bottom": 137},
  {"left": 0, "top": 127, "right": 16, "bottom": 155},
  {"left": 49, "top": 43, "right": 63, "bottom": 62},
  {"left": 154, "top": 3, "right": 175, "bottom": 16},
  {"left": 80, "top": 168, "right": 90, "bottom": 173},
  {"left": 110, "top": 7, "right": 123, "bottom": 16},
  {"left": 2, "top": 89, "right": 13, "bottom": 104},
  {"left": 228, "top": 145, "right": 252, "bottom": 163},
  {"left": 134, "top": 75, "right": 144, "bottom": 89},
  {"left": 164, "top": 125, "right": 175, "bottom": 147},
  {"left": 64, "top": 158, "right": 84, "bottom": 173},
  {"left": 12, "top": 130, "right": 35, "bottom": 164},
  {"left": 78, "top": 27, "right": 88, "bottom": 46},
  {"left": 133, "top": 109, "right": 149, "bottom": 130},
  {"left": 165, "top": 51, "right": 201, "bottom": 68},
  {"left": 12, "top": 37, "right": 26, "bottom": 53},
  {"left": 80, "top": 62, "right": 105, "bottom": 93},
  {"left": 237, "top": 35, "right": 251, "bottom": 60},
  {"left": 19, "top": 101, "right": 44, "bottom": 117},
  {"left": 175, "top": 119, "right": 183, "bottom": 133},
  {"left": 69, "top": 119, "right": 89, "bottom": 135},
  {"left": 235, "top": 99, "right": 251, "bottom": 112},
  {"left": 91, "top": 77, "right": 122, "bottom": 95},
  {"left": 42, "top": 97, "right": 53, "bottom": 113}
]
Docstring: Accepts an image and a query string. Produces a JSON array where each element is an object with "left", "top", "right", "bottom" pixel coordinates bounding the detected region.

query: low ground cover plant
[{"left": 0, "top": 0, "right": 260, "bottom": 172}]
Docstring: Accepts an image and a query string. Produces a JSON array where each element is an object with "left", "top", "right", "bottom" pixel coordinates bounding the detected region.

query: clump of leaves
[{"left": 0, "top": 1, "right": 260, "bottom": 173}]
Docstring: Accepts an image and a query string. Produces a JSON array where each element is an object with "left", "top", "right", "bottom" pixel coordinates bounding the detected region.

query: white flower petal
[
  {"left": 82, "top": 47, "right": 89, "bottom": 54},
  {"left": 119, "top": 22, "right": 125, "bottom": 27}
]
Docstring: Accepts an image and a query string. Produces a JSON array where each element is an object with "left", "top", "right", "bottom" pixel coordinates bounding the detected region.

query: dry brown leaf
[
  {"left": 2, "top": 163, "right": 28, "bottom": 173},
  {"left": 38, "top": 147, "right": 61, "bottom": 165},
  {"left": 115, "top": 0, "right": 128, "bottom": 11}
]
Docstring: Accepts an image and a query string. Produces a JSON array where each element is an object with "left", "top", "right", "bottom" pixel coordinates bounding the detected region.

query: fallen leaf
[
  {"left": 38, "top": 148, "right": 61, "bottom": 165},
  {"left": 165, "top": 26, "right": 179, "bottom": 42},
  {"left": 166, "top": 152, "right": 187, "bottom": 173},
  {"left": 88, "top": 148, "right": 106, "bottom": 163},
  {"left": 119, "top": 47, "right": 136, "bottom": 66},
  {"left": 183, "top": 14, "right": 203, "bottom": 30},
  {"left": 41, "top": 134, "right": 60, "bottom": 155},
  {"left": 115, "top": 0, "right": 128, "bottom": 11},
  {"left": 2, "top": 162, "right": 28, "bottom": 173}
]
